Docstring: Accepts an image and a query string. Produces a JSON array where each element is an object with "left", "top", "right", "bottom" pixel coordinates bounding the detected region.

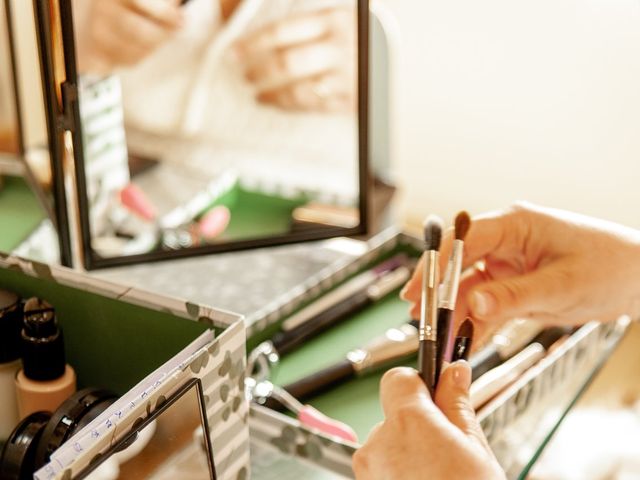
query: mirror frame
[
  {"left": 35, "top": 0, "right": 370, "bottom": 270},
  {"left": 75, "top": 377, "right": 217, "bottom": 480},
  {"left": 31, "top": 0, "right": 79, "bottom": 266}
]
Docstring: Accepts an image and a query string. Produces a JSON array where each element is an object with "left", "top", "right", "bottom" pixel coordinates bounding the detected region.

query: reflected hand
[
  {"left": 76, "top": 0, "right": 184, "bottom": 74},
  {"left": 234, "top": 7, "right": 356, "bottom": 113},
  {"left": 353, "top": 363, "right": 505, "bottom": 480},
  {"left": 401, "top": 202, "right": 640, "bottom": 343}
]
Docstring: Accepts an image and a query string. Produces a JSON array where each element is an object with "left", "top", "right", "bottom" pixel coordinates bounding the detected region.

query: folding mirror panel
[{"left": 18, "top": 0, "right": 370, "bottom": 269}]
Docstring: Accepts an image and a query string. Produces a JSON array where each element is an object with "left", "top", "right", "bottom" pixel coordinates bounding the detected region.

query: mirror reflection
[
  {"left": 0, "top": 0, "right": 59, "bottom": 264},
  {"left": 74, "top": 0, "right": 362, "bottom": 262},
  {"left": 84, "top": 382, "right": 214, "bottom": 480}
]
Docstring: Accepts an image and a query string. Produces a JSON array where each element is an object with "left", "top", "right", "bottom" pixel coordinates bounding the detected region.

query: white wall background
[{"left": 376, "top": 0, "right": 640, "bottom": 229}]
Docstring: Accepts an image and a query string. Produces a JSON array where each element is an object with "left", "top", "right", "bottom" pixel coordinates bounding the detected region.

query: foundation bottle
[
  {"left": 0, "top": 289, "right": 22, "bottom": 440},
  {"left": 15, "top": 298, "right": 76, "bottom": 419}
]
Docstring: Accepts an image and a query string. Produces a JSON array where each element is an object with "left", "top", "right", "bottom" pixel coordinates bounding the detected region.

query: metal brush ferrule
[
  {"left": 440, "top": 240, "right": 463, "bottom": 309},
  {"left": 420, "top": 251, "right": 439, "bottom": 342}
]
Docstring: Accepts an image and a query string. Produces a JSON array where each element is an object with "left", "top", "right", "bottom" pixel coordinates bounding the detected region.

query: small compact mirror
[
  {"left": 40, "top": 0, "right": 370, "bottom": 269},
  {"left": 79, "top": 379, "right": 216, "bottom": 480}
]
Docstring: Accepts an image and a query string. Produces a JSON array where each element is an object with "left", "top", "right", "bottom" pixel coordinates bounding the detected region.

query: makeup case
[
  {"left": 0, "top": 252, "right": 249, "bottom": 479},
  {"left": 243, "top": 229, "right": 631, "bottom": 479}
]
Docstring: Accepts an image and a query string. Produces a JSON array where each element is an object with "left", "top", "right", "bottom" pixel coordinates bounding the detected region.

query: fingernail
[
  {"left": 470, "top": 290, "right": 494, "bottom": 318},
  {"left": 452, "top": 361, "right": 471, "bottom": 389}
]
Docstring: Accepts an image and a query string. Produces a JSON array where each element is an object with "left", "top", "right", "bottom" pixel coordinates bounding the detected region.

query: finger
[
  {"left": 467, "top": 260, "right": 574, "bottom": 322},
  {"left": 434, "top": 361, "right": 490, "bottom": 450},
  {"left": 352, "top": 446, "right": 372, "bottom": 479},
  {"left": 400, "top": 252, "right": 423, "bottom": 302},
  {"left": 92, "top": 14, "right": 151, "bottom": 68},
  {"left": 236, "top": 11, "right": 331, "bottom": 59},
  {"left": 256, "top": 73, "right": 349, "bottom": 112},
  {"left": 245, "top": 42, "right": 340, "bottom": 90},
  {"left": 128, "top": 0, "right": 184, "bottom": 29},
  {"left": 400, "top": 225, "right": 455, "bottom": 304},
  {"left": 112, "top": 7, "right": 177, "bottom": 53},
  {"left": 379, "top": 367, "right": 435, "bottom": 420},
  {"left": 367, "top": 421, "right": 384, "bottom": 440},
  {"left": 402, "top": 204, "right": 536, "bottom": 312}
]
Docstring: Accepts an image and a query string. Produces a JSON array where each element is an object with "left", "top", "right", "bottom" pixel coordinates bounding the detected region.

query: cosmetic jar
[
  {"left": 33, "top": 388, "right": 118, "bottom": 469},
  {"left": 0, "top": 289, "right": 23, "bottom": 441},
  {"left": 0, "top": 411, "right": 51, "bottom": 480}
]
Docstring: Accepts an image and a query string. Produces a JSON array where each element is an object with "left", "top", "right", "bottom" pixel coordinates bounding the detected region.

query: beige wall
[{"left": 377, "top": 0, "right": 640, "bottom": 229}]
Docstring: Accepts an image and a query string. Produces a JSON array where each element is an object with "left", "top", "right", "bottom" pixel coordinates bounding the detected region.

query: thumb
[
  {"left": 467, "top": 264, "right": 568, "bottom": 321},
  {"left": 435, "top": 361, "right": 490, "bottom": 450}
]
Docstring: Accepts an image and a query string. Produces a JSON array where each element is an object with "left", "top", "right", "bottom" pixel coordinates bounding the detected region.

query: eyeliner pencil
[
  {"left": 270, "top": 263, "right": 410, "bottom": 356},
  {"left": 281, "top": 254, "right": 407, "bottom": 332},
  {"left": 435, "top": 211, "right": 471, "bottom": 386},
  {"left": 269, "top": 320, "right": 421, "bottom": 406},
  {"left": 417, "top": 216, "right": 443, "bottom": 396}
]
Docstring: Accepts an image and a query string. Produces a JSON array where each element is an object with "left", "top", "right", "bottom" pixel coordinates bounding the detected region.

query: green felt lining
[
  {"left": 0, "top": 177, "right": 47, "bottom": 252},
  {"left": 205, "top": 187, "right": 308, "bottom": 242},
  {"left": 0, "top": 268, "right": 208, "bottom": 395}
]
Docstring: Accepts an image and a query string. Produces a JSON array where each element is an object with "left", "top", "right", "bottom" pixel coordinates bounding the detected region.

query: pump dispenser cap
[
  {"left": 21, "top": 298, "right": 66, "bottom": 381},
  {"left": 0, "top": 289, "right": 22, "bottom": 363}
]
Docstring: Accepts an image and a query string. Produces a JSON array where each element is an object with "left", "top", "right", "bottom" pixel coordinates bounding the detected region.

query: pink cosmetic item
[
  {"left": 197, "top": 206, "right": 231, "bottom": 239},
  {"left": 119, "top": 183, "right": 157, "bottom": 221},
  {"left": 249, "top": 379, "right": 358, "bottom": 443}
]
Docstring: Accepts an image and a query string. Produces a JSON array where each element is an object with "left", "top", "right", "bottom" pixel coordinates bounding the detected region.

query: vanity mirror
[
  {"left": 0, "top": 0, "right": 66, "bottom": 264},
  {"left": 29, "top": 0, "right": 370, "bottom": 269}
]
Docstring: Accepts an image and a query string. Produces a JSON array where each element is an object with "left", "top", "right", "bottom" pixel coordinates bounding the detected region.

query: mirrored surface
[
  {"left": 0, "top": 0, "right": 59, "bottom": 263},
  {"left": 82, "top": 381, "right": 215, "bottom": 480},
  {"left": 71, "top": 0, "right": 366, "bottom": 267}
]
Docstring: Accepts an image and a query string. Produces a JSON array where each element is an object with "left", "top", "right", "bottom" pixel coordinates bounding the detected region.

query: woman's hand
[
  {"left": 234, "top": 7, "right": 356, "bottom": 113},
  {"left": 402, "top": 202, "right": 640, "bottom": 342},
  {"left": 75, "top": 0, "right": 184, "bottom": 74},
  {"left": 353, "top": 362, "right": 505, "bottom": 480}
]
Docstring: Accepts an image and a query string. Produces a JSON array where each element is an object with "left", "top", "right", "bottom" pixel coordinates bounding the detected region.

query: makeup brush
[
  {"left": 418, "top": 215, "right": 444, "bottom": 396},
  {"left": 451, "top": 318, "right": 474, "bottom": 362},
  {"left": 435, "top": 211, "right": 471, "bottom": 385},
  {"left": 267, "top": 320, "right": 420, "bottom": 407}
]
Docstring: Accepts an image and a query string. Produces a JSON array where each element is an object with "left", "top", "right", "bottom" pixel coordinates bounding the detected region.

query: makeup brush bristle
[
  {"left": 457, "top": 318, "right": 474, "bottom": 338},
  {"left": 423, "top": 215, "right": 444, "bottom": 251},
  {"left": 454, "top": 211, "right": 471, "bottom": 241}
]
